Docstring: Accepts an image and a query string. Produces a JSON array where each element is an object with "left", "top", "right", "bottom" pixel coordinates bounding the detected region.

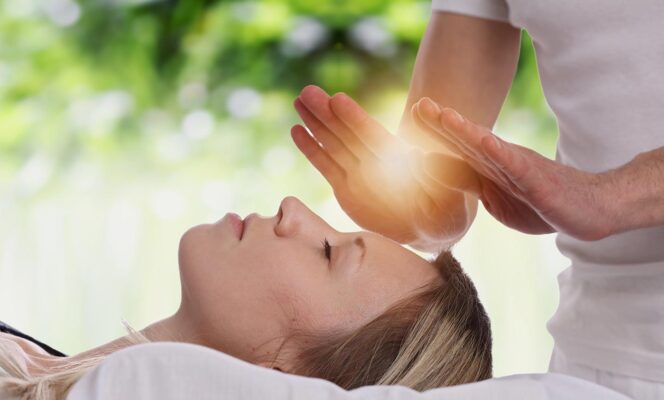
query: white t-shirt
[{"left": 432, "top": 0, "right": 664, "bottom": 388}]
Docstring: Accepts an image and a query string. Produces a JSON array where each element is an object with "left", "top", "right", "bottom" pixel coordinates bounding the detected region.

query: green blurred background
[{"left": 0, "top": 0, "right": 567, "bottom": 378}]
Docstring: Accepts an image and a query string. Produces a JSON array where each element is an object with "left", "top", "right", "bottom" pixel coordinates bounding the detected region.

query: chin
[{"left": 177, "top": 224, "right": 208, "bottom": 273}]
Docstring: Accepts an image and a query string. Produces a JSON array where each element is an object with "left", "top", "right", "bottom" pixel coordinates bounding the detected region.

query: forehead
[
  {"left": 359, "top": 231, "right": 440, "bottom": 291},
  {"left": 286, "top": 230, "right": 441, "bottom": 335}
]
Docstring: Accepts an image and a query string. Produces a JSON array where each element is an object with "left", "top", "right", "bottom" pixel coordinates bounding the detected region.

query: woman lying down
[{"left": 0, "top": 196, "right": 491, "bottom": 400}]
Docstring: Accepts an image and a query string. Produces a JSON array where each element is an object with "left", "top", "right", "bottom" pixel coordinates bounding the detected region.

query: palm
[
  {"left": 340, "top": 152, "right": 468, "bottom": 244},
  {"left": 477, "top": 176, "right": 555, "bottom": 234},
  {"left": 411, "top": 98, "right": 617, "bottom": 238},
  {"left": 291, "top": 86, "right": 473, "bottom": 249}
]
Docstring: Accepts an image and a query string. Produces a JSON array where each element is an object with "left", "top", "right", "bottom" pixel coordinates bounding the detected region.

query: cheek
[
  {"left": 177, "top": 225, "right": 229, "bottom": 308},
  {"left": 280, "top": 279, "right": 367, "bottom": 336},
  {"left": 178, "top": 224, "right": 208, "bottom": 292},
  {"left": 256, "top": 254, "right": 344, "bottom": 333}
]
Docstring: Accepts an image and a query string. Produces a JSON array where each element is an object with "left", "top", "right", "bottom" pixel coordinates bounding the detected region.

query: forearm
[
  {"left": 396, "top": 13, "right": 521, "bottom": 247},
  {"left": 398, "top": 12, "right": 521, "bottom": 148},
  {"left": 602, "top": 146, "right": 664, "bottom": 234}
]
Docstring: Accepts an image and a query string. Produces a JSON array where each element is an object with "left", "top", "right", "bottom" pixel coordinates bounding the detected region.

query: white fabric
[
  {"left": 431, "top": 0, "right": 509, "bottom": 23},
  {"left": 66, "top": 3, "right": 664, "bottom": 400},
  {"left": 430, "top": 0, "right": 664, "bottom": 397},
  {"left": 66, "top": 342, "right": 631, "bottom": 400},
  {"left": 550, "top": 349, "right": 664, "bottom": 400}
]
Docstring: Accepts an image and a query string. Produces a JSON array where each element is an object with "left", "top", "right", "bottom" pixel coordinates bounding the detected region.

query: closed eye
[{"left": 322, "top": 238, "right": 331, "bottom": 260}]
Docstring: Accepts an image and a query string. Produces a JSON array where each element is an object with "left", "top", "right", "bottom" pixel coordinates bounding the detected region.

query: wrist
[
  {"left": 408, "top": 194, "right": 477, "bottom": 253},
  {"left": 596, "top": 150, "right": 664, "bottom": 235},
  {"left": 595, "top": 169, "right": 624, "bottom": 237}
]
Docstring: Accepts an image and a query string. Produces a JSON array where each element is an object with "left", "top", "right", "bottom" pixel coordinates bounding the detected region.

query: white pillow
[{"left": 66, "top": 342, "right": 631, "bottom": 400}]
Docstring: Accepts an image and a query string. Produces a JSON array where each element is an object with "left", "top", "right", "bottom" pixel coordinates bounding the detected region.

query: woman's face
[{"left": 177, "top": 196, "right": 440, "bottom": 369}]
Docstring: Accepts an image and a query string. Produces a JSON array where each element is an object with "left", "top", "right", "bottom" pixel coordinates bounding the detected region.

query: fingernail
[
  {"left": 334, "top": 92, "right": 348, "bottom": 100},
  {"left": 419, "top": 97, "right": 441, "bottom": 116},
  {"left": 422, "top": 97, "right": 441, "bottom": 110}
]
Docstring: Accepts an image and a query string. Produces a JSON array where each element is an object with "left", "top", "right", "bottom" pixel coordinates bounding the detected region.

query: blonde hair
[
  {"left": 291, "top": 251, "right": 492, "bottom": 389},
  {"left": 0, "top": 251, "right": 491, "bottom": 399},
  {"left": 0, "top": 322, "right": 150, "bottom": 400}
]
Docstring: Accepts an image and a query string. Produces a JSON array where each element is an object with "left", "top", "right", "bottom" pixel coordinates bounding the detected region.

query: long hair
[
  {"left": 0, "top": 251, "right": 491, "bottom": 399},
  {"left": 0, "top": 321, "right": 150, "bottom": 400},
  {"left": 290, "top": 250, "right": 492, "bottom": 389}
]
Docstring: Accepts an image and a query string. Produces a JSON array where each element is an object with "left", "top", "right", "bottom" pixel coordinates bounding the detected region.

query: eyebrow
[
  {"left": 353, "top": 236, "right": 366, "bottom": 266},
  {"left": 331, "top": 236, "right": 366, "bottom": 270}
]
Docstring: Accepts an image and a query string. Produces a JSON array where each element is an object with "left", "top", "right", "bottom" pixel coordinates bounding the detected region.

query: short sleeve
[{"left": 431, "top": 0, "right": 510, "bottom": 23}]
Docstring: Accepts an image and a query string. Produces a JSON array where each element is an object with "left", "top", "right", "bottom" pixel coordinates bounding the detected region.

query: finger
[
  {"left": 410, "top": 100, "right": 464, "bottom": 156},
  {"left": 291, "top": 125, "right": 346, "bottom": 188},
  {"left": 414, "top": 98, "right": 485, "bottom": 161},
  {"left": 422, "top": 152, "right": 483, "bottom": 197},
  {"left": 415, "top": 102, "right": 529, "bottom": 199},
  {"left": 328, "top": 92, "right": 396, "bottom": 157},
  {"left": 298, "top": 86, "right": 373, "bottom": 162},
  {"left": 414, "top": 100, "right": 505, "bottom": 187},
  {"left": 416, "top": 97, "right": 514, "bottom": 195},
  {"left": 438, "top": 107, "right": 493, "bottom": 160},
  {"left": 294, "top": 97, "right": 359, "bottom": 168},
  {"left": 481, "top": 135, "right": 534, "bottom": 193},
  {"left": 418, "top": 103, "right": 518, "bottom": 189}
]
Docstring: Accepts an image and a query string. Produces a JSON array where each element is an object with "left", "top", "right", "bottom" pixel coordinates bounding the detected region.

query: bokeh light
[{"left": 0, "top": 0, "right": 561, "bottom": 378}]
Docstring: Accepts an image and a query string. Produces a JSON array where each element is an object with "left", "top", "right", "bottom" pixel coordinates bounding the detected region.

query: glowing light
[{"left": 370, "top": 140, "right": 420, "bottom": 195}]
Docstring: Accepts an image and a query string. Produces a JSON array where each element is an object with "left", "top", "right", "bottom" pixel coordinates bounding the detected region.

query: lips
[{"left": 227, "top": 213, "right": 244, "bottom": 240}]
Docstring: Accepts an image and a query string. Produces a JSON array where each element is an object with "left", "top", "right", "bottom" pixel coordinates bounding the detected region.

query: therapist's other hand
[
  {"left": 291, "top": 85, "right": 476, "bottom": 251},
  {"left": 413, "top": 97, "right": 614, "bottom": 241}
]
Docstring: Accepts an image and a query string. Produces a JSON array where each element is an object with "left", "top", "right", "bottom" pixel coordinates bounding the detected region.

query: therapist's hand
[
  {"left": 413, "top": 97, "right": 614, "bottom": 241},
  {"left": 291, "top": 85, "right": 476, "bottom": 251}
]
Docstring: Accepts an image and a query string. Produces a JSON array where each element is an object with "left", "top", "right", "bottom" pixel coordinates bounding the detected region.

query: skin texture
[
  {"left": 11, "top": 196, "right": 440, "bottom": 376},
  {"left": 291, "top": 13, "right": 521, "bottom": 251},
  {"left": 293, "top": 86, "right": 472, "bottom": 252},
  {"left": 412, "top": 98, "right": 664, "bottom": 240},
  {"left": 177, "top": 196, "right": 440, "bottom": 370},
  {"left": 292, "top": 12, "right": 664, "bottom": 242}
]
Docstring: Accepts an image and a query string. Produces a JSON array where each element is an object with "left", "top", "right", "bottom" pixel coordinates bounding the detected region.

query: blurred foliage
[
  {"left": 0, "top": 0, "right": 561, "bottom": 375},
  {"left": 0, "top": 0, "right": 556, "bottom": 182}
]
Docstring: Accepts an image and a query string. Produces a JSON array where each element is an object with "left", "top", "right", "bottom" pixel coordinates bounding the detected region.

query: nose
[
  {"left": 278, "top": 196, "right": 298, "bottom": 221},
  {"left": 276, "top": 196, "right": 335, "bottom": 238}
]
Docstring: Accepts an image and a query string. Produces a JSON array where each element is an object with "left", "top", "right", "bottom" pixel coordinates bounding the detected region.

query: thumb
[{"left": 423, "top": 152, "right": 482, "bottom": 197}]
